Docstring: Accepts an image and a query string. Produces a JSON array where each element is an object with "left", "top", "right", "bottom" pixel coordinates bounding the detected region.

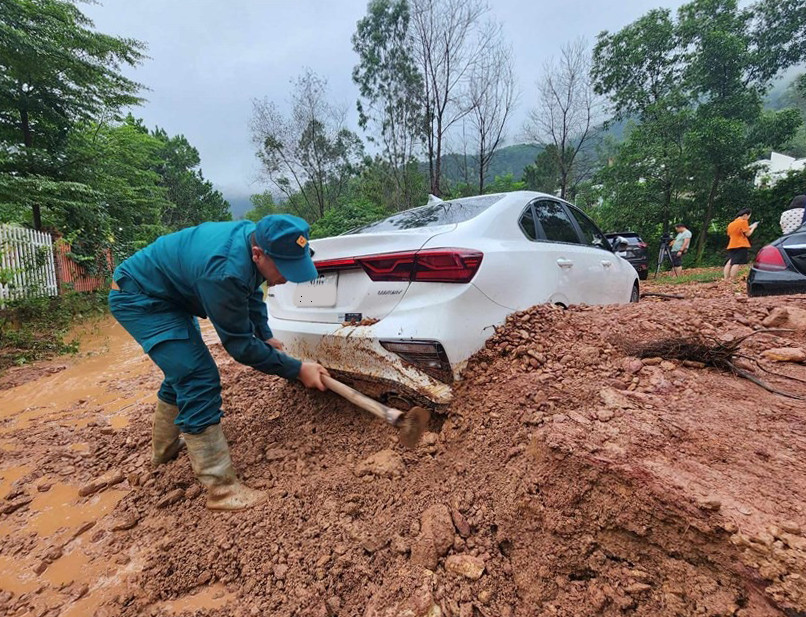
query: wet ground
[{"left": 1, "top": 277, "right": 805, "bottom": 616}]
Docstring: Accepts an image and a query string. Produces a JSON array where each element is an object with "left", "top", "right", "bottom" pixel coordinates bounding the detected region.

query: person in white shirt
[{"left": 780, "top": 195, "right": 806, "bottom": 235}]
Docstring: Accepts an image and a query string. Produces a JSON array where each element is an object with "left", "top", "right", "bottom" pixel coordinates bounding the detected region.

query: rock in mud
[
  {"left": 1, "top": 495, "right": 32, "bottom": 514},
  {"left": 78, "top": 478, "right": 108, "bottom": 497},
  {"left": 445, "top": 554, "right": 485, "bottom": 580},
  {"left": 411, "top": 504, "right": 454, "bottom": 570},
  {"left": 451, "top": 507, "right": 471, "bottom": 538},
  {"left": 156, "top": 488, "right": 185, "bottom": 509},
  {"left": 599, "top": 387, "right": 631, "bottom": 409},
  {"left": 355, "top": 449, "right": 404, "bottom": 478},
  {"left": 762, "top": 306, "right": 806, "bottom": 330},
  {"left": 111, "top": 514, "right": 139, "bottom": 531},
  {"left": 184, "top": 485, "right": 202, "bottom": 500},
  {"left": 761, "top": 347, "right": 806, "bottom": 363}
]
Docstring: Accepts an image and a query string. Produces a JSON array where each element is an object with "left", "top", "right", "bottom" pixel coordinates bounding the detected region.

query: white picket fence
[{"left": 0, "top": 224, "right": 59, "bottom": 306}]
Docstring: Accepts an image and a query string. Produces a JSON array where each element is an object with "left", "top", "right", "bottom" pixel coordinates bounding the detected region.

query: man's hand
[
  {"left": 298, "top": 362, "right": 330, "bottom": 391},
  {"left": 265, "top": 337, "right": 285, "bottom": 351}
]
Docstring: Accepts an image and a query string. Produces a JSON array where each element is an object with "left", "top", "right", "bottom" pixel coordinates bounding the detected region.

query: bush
[
  {"left": 0, "top": 290, "right": 109, "bottom": 370},
  {"left": 310, "top": 200, "right": 390, "bottom": 239}
]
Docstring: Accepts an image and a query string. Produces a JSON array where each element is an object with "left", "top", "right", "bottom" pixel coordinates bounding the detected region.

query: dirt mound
[{"left": 2, "top": 291, "right": 806, "bottom": 617}]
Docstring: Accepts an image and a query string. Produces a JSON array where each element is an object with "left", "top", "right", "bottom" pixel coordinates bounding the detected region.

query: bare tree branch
[{"left": 523, "top": 39, "right": 604, "bottom": 200}]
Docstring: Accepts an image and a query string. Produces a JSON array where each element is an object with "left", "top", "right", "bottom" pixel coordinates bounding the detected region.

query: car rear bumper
[
  {"left": 269, "top": 283, "right": 510, "bottom": 405},
  {"left": 747, "top": 268, "right": 806, "bottom": 296}
]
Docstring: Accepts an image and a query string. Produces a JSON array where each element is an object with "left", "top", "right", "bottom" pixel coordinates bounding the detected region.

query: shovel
[{"left": 322, "top": 375, "right": 430, "bottom": 449}]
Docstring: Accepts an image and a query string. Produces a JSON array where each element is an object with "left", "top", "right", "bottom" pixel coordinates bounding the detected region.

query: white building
[{"left": 754, "top": 151, "right": 806, "bottom": 187}]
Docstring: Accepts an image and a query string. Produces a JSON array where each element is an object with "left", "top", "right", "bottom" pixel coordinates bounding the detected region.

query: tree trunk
[
  {"left": 694, "top": 172, "right": 721, "bottom": 264},
  {"left": 20, "top": 106, "right": 43, "bottom": 230},
  {"left": 433, "top": 120, "right": 442, "bottom": 197}
]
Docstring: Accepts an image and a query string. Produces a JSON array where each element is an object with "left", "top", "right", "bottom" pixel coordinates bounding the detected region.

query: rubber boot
[
  {"left": 184, "top": 424, "right": 266, "bottom": 511},
  {"left": 151, "top": 399, "right": 185, "bottom": 466}
]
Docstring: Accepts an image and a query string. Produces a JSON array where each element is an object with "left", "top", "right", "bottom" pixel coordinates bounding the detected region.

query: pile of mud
[{"left": 3, "top": 291, "right": 806, "bottom": 617}]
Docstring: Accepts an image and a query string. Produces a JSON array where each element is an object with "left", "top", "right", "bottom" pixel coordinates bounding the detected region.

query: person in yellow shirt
[{"left": 724, "top": 208, "right": 759, "bottom": 281}]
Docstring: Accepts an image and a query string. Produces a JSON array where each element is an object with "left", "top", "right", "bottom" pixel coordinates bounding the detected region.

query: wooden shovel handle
[{"left": 322, "top": 375, "right": 403, "bottom": 425}]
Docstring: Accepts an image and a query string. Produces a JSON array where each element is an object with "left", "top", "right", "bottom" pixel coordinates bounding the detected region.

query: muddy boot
[
  {"left": 184, "top": 424, "right": 266, "bottom": 511},
  {"left": 151, "top": 399, "right": 185, "bottom": 466}
]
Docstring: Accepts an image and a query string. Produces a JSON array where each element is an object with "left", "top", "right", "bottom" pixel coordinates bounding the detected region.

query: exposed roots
[{"left": 630, "top": 329, "right": 805, "bottom": 400}]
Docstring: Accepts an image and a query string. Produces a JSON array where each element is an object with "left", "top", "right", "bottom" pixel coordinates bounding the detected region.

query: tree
[
  {"left": 151, "top": 129, "right": 231, "bottom": 229},
  {"left": 592, "top": 0, "right": 806, "bottom": 262},
  {"left": 250, "top": 71, "right": 364, "bottom": 221},
  {"left": 243, "top": 192, "right": 280, "bottom": 222},
  {"left": 524, "top": 40, "right": 602, "bottom": 200},
  {"left": 522, "top": 146, "right": 560, "bottom": 195},
  {"left": 0, "top": 0, "right": 145, "bottom": 230},
  {"left": 467, "top": 36, "right": 517, "bottom": 193},
  {"left": 352, "top": 0, "right": 425, "bottom": 209},
  {"left": 409, "top": 0, "right": 495, "bottom": 196},
  {"left": 678, "top": 0, "right": 804, "bottom": 260}
]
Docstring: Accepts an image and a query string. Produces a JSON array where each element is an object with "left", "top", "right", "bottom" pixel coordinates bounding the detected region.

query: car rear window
[
  {"left": 351, "top": 195, "right": 505, "bottom": 233},
  {"left": 607, "top": 234, "right": 643, "bottom": 245}
]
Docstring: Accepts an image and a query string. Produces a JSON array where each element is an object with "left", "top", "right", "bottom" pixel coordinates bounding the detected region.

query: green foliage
[
  {"left": 243, "top": 192, "right": 281, "bottom": 222},
  {"left": 592, "top": 0, "right": 806, "bottom": 264},
  {"left": 151, "top": 128, "right": 231, "bottom": 229},
  {"left": 0, "top": 0, "right": 146, "bottom": 230},
  {"left": 483, "top": 173, "right": 526, "bottom": 194},
  {"left": 352, "top": 0, "right": 424, "bottom": 209},
  {"left": 0, "top": 290, "right": 108, "bottom": 369},
  {"left": 310, "top": 200, "right": 390, "bottom": 239}
]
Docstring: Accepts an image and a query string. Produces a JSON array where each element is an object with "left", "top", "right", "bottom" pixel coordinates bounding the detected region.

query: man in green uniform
[{"left": 109, "top": 215, "right": 328, "bottom": 511}]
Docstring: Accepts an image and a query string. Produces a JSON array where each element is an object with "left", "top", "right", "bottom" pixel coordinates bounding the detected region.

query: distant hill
[{"left": 437, "top": 143, "right": 543, "bottom": 187}]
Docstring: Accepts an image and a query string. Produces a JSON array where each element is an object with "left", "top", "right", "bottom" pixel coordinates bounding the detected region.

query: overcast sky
[{"left": 82, "top": 0, "right": 690, "bottom": 212}]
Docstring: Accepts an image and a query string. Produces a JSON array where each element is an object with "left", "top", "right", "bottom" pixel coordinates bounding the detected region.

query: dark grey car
[
  {"left": 605, "top": 232, "right": 649, "bottom": 280},
  {"left": 747, "top": 225, "right": 806, "bottom": 296}
]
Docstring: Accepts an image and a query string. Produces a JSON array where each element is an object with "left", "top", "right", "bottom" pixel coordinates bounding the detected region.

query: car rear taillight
[
  {"left": 315, "top": 249, "right": 483, "bottom": 283},
  {"left": 380, "top": 340, "right": 453, "bottom": 382},
  {"left": 637, "top": 242, "right": 648, "bottom": 248},
  {"left": 754, "top": 245, "right": 787, "bottom": 271},
  {"left": 313, "top": 257, "right": 358, "bottom": 273}
]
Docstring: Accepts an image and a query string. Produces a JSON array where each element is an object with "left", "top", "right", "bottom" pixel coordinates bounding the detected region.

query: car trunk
[{"left": 268, "top": 226, "right": 456, "bottom": 324}]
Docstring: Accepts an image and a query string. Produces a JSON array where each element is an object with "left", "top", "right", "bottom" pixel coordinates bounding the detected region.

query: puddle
[
  {"left": 24, "top": 483, "right": 127, "bottom": 538},
  {"left": 159, "top": 584, "right": 236, "bottom": 614},
  {"left": 0, "top": 463, "right": 32, "bottom": 498},
  {"left": 0, "top": 318, "right": 154, "bottom": 432},
  {"left": 0, "top": 554, "right": 40, "bottom": 594}
]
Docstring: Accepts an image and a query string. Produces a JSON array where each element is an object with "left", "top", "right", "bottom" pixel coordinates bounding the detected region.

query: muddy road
[{"left": 1, "top": 280, "right": 805, "bottom": 617}]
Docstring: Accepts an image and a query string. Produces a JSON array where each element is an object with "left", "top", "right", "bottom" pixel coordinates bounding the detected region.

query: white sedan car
[{"left": 268, "top": 191, "right": 638, "bottom": 405}]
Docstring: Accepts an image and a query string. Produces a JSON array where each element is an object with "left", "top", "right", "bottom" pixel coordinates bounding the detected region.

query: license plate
[
  {"left": 617, "top": 251, "right": 628, "bottom": 258},
  {"left": 295, "top": 273, "right": 338, "bottom": 307}
]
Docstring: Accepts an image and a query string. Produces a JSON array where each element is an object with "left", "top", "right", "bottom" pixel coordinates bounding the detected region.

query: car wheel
[
  {"left": 638, "top": 270, "right": 648, "bottom": 281},
  {"left": 630, "top": 283, "right": 639, "bottom": 303}
]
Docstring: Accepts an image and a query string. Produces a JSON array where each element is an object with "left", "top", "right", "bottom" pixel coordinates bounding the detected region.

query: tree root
[{"left": 630, "top": 329, "right": 805, "bottom": 400}]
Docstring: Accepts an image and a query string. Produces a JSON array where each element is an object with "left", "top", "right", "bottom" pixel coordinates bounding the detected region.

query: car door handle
[
  {"left": 601, "top": 260, "right": 613, "bottom": 268},
  {"left": 556, "top": 258, "right": 574, "bottom": 268}
]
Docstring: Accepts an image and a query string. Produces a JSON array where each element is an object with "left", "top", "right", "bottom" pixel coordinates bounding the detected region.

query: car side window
[
  {"left": 567, "top": 206, "right": 611, "bottom": 251},
  {"left": 519, "top": 206, "right": 537, "bottom": 240},
  {"left": 533, "top": 200, "right": 581, "bottom": 244}
]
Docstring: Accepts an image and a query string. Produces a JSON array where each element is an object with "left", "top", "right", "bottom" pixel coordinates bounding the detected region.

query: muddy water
[
  {"left": 0, "top": 316, "right": 233, "bottom": 616},
  {"left": 0, "top": 317, "right": 156, "bottom": 613},
  {"left": 0, "top": 318, "right": 152, "bottom": 434}
]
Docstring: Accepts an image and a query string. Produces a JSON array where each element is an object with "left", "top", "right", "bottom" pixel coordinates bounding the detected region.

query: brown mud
[{"left": 1, "top": 280, "right": 806, "bottom": 617}]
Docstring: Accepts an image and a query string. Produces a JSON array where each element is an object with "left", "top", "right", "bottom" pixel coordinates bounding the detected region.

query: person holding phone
[{"left": 724, "top": 208, "right": 758, "bottom": 281}]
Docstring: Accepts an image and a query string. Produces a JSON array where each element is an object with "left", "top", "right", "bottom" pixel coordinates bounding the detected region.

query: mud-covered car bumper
[{"left": 269, "top": 283, "right": 510, "bottom": 405}]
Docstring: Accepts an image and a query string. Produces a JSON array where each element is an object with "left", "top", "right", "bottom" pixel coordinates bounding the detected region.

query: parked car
[
  {"left": 605, "top": 232, "right": 649, "bottom": 280},
  {"left": 747, "top": 225, "right": 806, "bottom": 296},
  {"left": 268, "top": 191, "right": 639, "bottom": 405}
]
